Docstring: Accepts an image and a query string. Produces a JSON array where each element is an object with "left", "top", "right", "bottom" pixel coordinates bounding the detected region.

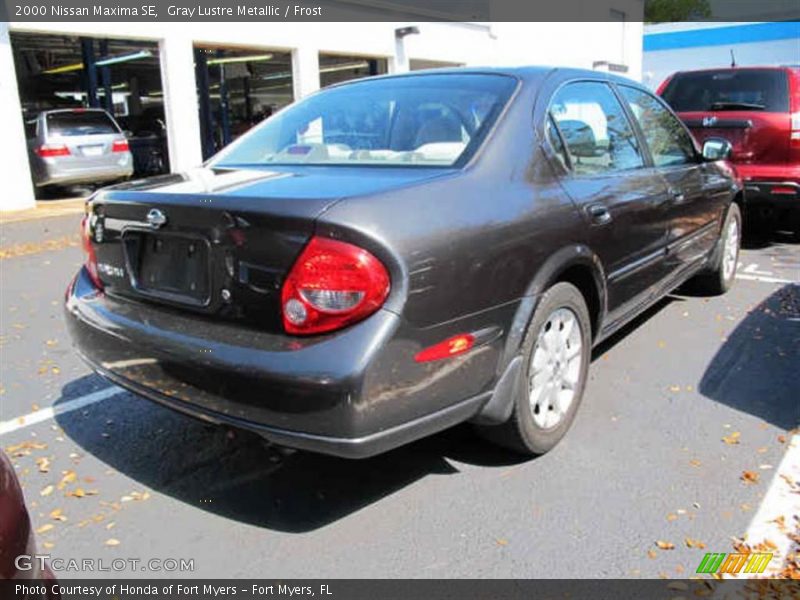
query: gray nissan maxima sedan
[{"left": 65, "top": 67, "right": 741, "bottom": 458}]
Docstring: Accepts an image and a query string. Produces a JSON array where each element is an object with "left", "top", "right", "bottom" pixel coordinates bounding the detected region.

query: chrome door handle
[
  {"left": 669, "top": 188, "right": 686, "bottom": 203},
  {"left": 587, "top": 203, "right": 612, "bottom": 225}
]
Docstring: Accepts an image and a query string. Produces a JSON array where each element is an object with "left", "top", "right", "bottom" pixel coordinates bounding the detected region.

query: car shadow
[
  {"left": 742, "top": 220, "right": 798, "bottom": 250},
  {"left": 53, "top": 374, "right": 526, "bottom": 533},
  {"left": 699, "top": 283, "right": 800, "bottom": 430}
]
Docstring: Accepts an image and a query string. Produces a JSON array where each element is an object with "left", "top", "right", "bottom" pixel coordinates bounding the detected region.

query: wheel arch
[{"left": 474, "top": 244, "right": 606, "bottom": 425}]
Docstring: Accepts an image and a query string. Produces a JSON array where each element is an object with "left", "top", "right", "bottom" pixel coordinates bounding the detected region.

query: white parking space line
[
  {"left": 736, "top": 434, "right": 800, "bottom": 578},
  {"left": 0, "top": 386, "right": 124, "bottom": 436},
  {"left": 736, "top": 273, "right": 795, "bottom": 285}
]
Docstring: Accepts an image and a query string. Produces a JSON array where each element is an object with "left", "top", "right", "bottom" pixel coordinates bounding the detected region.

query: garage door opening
[
  {"left": 319, "top": 53, "right": 388, "bottom": 88},
  {"left": 10, "top": 32, "right": 168, "bottom": 198},
  {"left": 410, "top": 59, "right": 463, "bottom": 71},
  {"left": 193, "top": 46, "right": 294, "bottom": 159}
]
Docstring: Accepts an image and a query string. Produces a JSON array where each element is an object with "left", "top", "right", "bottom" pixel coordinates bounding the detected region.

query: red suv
[{"left": 658, "top": 66, "right": 800, "bottom": 232}]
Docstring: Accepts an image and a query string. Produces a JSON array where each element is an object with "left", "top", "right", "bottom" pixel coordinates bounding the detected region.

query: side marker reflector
[{"left": 415, "top": 334, "right": 475, "bottom": 363}]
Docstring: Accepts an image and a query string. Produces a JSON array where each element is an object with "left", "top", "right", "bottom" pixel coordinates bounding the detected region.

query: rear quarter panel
[{"left": 316, "top": 76, "right": 588, "bottom": 428}]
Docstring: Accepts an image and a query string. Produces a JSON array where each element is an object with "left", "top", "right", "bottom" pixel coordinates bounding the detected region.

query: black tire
[
  {"left": 476, "top": 282, "right": 592, "bottom": 455},
  {"left": 690, "top": 203, "right": 741, "bottom": 296}
]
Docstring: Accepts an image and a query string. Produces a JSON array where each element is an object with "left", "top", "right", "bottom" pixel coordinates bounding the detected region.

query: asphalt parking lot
[{"left": 1, "top": 210, "right": 798, "bottom": 579}]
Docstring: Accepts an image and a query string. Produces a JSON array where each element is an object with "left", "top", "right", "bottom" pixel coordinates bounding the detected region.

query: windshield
[
  {"left": 46, "top": 111, "right": 120, "bottom": 136},
  {"left": 661, "top": 69, "right": 789, "bottom": 113},
  {"left": 210, "top": 73, "right": 517, "bottom": 168}
]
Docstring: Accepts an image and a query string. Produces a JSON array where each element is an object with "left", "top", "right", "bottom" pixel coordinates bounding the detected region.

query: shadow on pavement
[
  {"left": 699, "top": 284, "right": 800, "bottom": 430},
  {"left": 54, "top": 374, "right": 524, "bottom": 532},
  {"left": 742, "top": 219, "right": 799, "bottom": 250}
]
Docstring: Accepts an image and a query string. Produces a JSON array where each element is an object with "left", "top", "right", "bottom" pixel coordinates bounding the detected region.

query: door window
[
  {"left": 619, "top": 86, "right": 697, "bottom": 168},
  {"left": 549, "top": 81, "right": 644, "bottom": 176}
]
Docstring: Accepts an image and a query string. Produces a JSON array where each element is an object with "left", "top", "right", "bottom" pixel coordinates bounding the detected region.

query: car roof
[
  {"left": 330, "top": 65, "right": 644, "bottom": 90},
  {"left": 670, "top": 65, "right": 797, "bottom": 75}
]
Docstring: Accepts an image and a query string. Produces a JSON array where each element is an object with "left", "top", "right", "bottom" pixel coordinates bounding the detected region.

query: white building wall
[
  {"left": 1, "top": 21, "right": 36, "bottom": 211},
  {"left": 3, "top": 20, "right": 643, "bottom": 211}
]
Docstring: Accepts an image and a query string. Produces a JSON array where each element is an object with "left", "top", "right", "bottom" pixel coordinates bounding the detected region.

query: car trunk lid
[
  {"left": 87, "top": 165, "right": 449, "bottom": 331},
  {"left": 660, "top": 68, "right": 792, "bottom": 166},
  {"left": 679, "top": 111, "right": 791, "bottom": 165}
]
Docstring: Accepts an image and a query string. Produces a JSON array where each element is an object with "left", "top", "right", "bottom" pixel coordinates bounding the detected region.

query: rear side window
[
  {"left": 661, "top": 69, "right": 790, "bottom": 113},
  {"left": 549, "top": 81, "right": 644, "bottom": 176},
  {"left": 619, "top": 86, "right": 696, "bottom": 168},
  {"left": 46, "top": 112, "right": 120, "bottom": 137}
]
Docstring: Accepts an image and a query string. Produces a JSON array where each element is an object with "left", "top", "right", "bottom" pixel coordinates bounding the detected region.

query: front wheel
[
  {"left": 476, "top": 282, "right": 592, "bottom": 455},
  {"left": 690, "top": 203, "right": 741, "bottom": 296}
]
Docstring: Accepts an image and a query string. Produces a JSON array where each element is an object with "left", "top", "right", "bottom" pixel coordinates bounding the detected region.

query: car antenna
[{"left": 730, "top": 49, "right": 737, "bottom": 68}]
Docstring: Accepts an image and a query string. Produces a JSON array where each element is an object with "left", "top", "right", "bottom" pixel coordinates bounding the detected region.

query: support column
[
  {"left": 80, "top": 38, "right": 99, "bottom": 108},
  {"left": 390, "top": 36, "right": 410, "bottom": 74},
  {"left": 291, "top": 46, "right": 320, "bottom": 100},
  {"left": 0, "top": 22, "right": 35, "bottom": 211},
  {"left": 159, "top": 35, "right": 203, "bottom": 172}
]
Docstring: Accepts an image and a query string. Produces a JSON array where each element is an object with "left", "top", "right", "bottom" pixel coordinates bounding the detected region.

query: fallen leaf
[
  {"left": 666, "top": 513, "right": 678, "bottom": 522},
  {"left": 669, "top": 385, "right": 681, "bottom": 392},
  {"left": 67, "top": 488, "right": 86, "bottom": 498},
  {"left": 656, "top": 540, "right": 675, "bottom": 550},
  {"left": 741, "top": 471, "right": 760, "bottom": 485},
  {"left": 778, "top": 435, "right": 787, "bottom": 444},
  {"left": 689, "top": 459, "right": 702, "bottom": 468},
  {"left": 495, "top": 538, "right": 508, "bottom": 546},
  {"left": 105, "top": 538, "right": 120, "bottom": 547},
  {"left": 36, "top": 524, "right": 54, "bottom": 534},
  {"left": 685, "top": 537, "right": 707, "bottom": 549},
  {"left": 40, "top": 485, "right": 54, "bottom": 497},
  {"left": 722, "top": 431, "right": 741, "bottom": 445},
  {"left": 647, "top": 550, "right": 658, "bottom": 559},
  {"left": 36, "top": 457, "right": 50, "bottom": 473},
  {"left": 42, "top": 542, "right": 55, "bottom": 549},
  {"left": 49, "top": 509, "right": 67, "bottom": 522},
  {"left": 58, "top": 470, "right": 77, "bottom": 489}
]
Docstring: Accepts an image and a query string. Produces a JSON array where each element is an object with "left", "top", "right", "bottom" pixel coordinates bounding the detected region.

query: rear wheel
[
  {"left": 477, "top": 282, "right": 592, "bottom": 455},
  {"left": 690, "top": 203, "right": 741, "bottom": 295}
]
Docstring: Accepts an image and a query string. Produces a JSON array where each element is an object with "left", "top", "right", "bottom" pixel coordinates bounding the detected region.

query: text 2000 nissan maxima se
[{"left": 65, "top": 68, "right": 742, "bottom": 458}]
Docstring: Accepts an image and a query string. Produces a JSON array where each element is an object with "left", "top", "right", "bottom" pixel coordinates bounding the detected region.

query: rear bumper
[
  {"left": 65, "top": 268, "right": 499, "bottom": 457},
  {"left": 743, "top": 180, "right": 800, "bottom": 209},
  {"left": 36, "top": 160, "right": 133, "bottom": 187}
]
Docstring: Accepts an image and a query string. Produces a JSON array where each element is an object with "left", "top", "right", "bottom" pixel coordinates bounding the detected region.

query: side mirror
[{"left": 702, "top": 138, "right": 733, "bottom": 161}]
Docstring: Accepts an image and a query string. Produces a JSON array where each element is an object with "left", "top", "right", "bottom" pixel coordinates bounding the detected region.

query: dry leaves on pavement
[{"left": 741, "top": 471, "right": 760, "bottom": 485}]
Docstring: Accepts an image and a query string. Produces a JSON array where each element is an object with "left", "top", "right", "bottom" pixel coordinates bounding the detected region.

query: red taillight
[
  {"left": 80, "top": 215, "right": 103, "bottom": 291},
  {"left": 111, "top": 139, "right": 129, "bottom": 153},
  {"left": 771, "top": 186, "right": 797, "bottom": 195},
  {"left": 281, "top": 236, "right": 390, "bottom": 335},
  {"left": 414, "top": 334, "right": 475, "bottom": 362},
  {"left": 790, "top": 113, "right": 800, "bottom": 151},
  {"left": 35, "top": 144, "right": 70, "bottom": 158}
]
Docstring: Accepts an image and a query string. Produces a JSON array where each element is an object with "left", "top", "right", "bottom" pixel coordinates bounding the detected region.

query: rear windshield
[
  {"left": 46, "top": 111, "right": 120, "bottom": 136},
  {"left": 661, "top": 69, "right": 789, "bottom": 113},
  {"left": 211, "top": 73, "right": 517, "bottom": 168}
]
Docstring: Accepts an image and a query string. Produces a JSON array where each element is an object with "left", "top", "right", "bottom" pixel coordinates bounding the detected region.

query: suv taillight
[
  {"left": 35, "top": 144, "right": 70, "bottom": 157},
  {"left": 80, "top": 215, "right": 103, "bottom": 290},
  {"left": 791, "top": 113, "right": 800, "bottom": 149},
  {"left": 281, "top": 236, "right": 390, "bottom": 335},
  {"left": 111, "top": 139, "right": 129, "bottom": 153}
]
